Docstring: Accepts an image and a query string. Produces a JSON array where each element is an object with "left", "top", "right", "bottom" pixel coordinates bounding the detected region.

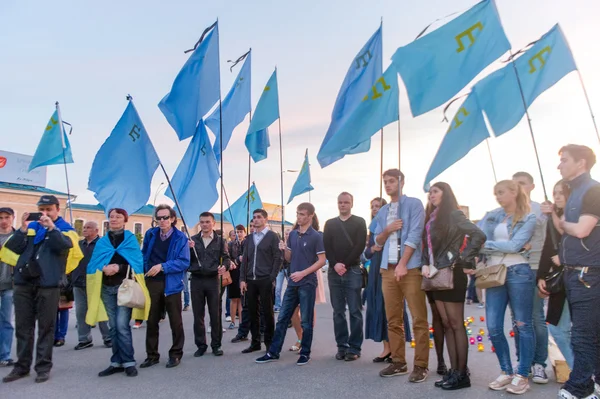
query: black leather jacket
[{"left": 422, "top": 210, "right": 485, "bottom": 270}]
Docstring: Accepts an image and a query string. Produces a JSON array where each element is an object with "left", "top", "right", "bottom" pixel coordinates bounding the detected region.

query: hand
[
  {"left": 102, "top": 264, "right": 120, "bottom": 276},
  {"left": 334, "top": 263, "right": 346, "bottom": 276},
  {"left": 188, "top": 239, "right": 195, "bottom": 248},
  {"left": 21, "top": 212, "right": 30, "bottom": 231},
  {"left": 218, "top": 265, "right": 226, "bottom": 275},
  {"left": 145, "top": 264, "right": 162, "bottom": 277},
  {"left": 238, "top": 255, "right": 243, "bottom": 263},
  {"left": 39, "top": 215, "right": 55, "bottom": 230},
  {"left": 290, "top": 271, "right": 306, "bottom": 283},
  {"left": 522, "top": 242, "right": 532, "bottom": 251},
  {"left": 385, "top": 220, "right": 403, "bottom": 234},
  {"left": 538, "top": 279, "right": 549, "bottom": 297},
  {"left": 421, "top": 265, "right": 430, "bottom": 278},
  {"left": 278, "top": 240, "right": 287, "bottom": 251},
  {"left": 394, "top": 263, "right": 408, "bottom": 281},
  {"left": 240, "top": 281, "right": 247, "bottom": 294},
  {"left": 371, "top": 245, "right": 382, "bottom": 253},
  {"left": 230, "top": 263, "right": 237, "bottom": 270},
  {"left": 463, "top": 268, "right": 476, "bottom": 275},
  {"left": 551, "top": 255, "right": 561, "bottom": 266},
  {"left": 541, "top": 201, "right": 554, "bottom": 215}
]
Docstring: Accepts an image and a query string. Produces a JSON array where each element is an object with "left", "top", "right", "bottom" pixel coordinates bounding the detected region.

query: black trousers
[
  {"left": 247, "top": 278, "right": 275, "bottom": 347},
  {"left": 13, "top": 285, "right": 60, "bottom": 374},
  {"left": 190, "top": 275, "right": 222, "bottom": 350},
  {"left": 145, "top": 279, "right": 185, "bottom": 360}
]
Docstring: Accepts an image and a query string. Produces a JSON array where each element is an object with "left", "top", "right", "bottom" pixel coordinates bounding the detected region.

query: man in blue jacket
[{"left": 140, "top": 205, "right": 190, "bottom": 369}]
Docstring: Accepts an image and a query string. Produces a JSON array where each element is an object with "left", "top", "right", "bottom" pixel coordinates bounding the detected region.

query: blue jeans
[
  {"left": 486, "top": 263, "right": 535, "bottom": 377},
  {"left": 328, "top": 268, "right": 363, "bottom": 354},
  {"left": 548, "top": 300, "right": 574, "bottom": 370},
  {"left": 0, "top": 289, "right": 14, "bottom": 361},
  {"left": 183, "top": 272, "right": 190, "bottom": 307},
  {"left": 54, "top": 309, "right": 69, "bottom": 341},
  {"left": 466, "top": 275, "right": 479, "bottom": 302},
  {"left": 101, "top": 285, "right": 135, "bottom": 368},
  {"left": 563, "top": 267, "right": 600, "bottom": 398},
  {"left": 269, "top": 284, "right": 316, "bottom": 357},
  {"left": 274, "top": 270, "right": 285, "bottom": 310}
]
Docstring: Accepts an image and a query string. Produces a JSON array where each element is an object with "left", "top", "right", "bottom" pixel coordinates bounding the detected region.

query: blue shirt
[
  {"left": 478, "top": 208, "right": 536, "bottom": 255},
  {"left": 372, "top": 195, "right": 425, "bottom": 270},
  {"left": 286, "top": 226, "right": 325, "bottom": 287}
]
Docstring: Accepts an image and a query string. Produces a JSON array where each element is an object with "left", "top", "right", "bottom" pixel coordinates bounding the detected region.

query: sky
[{"left": 1, "top": 0, "right": 599, "bottom": 226}]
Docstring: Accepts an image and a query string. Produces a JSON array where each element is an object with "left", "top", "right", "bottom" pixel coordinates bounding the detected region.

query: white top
[
  {"left": 387, "top": 202, "right": 399, "bottom": 264},
  {"left": 489, "top": 222, "right": 528, "bottom": 267}
]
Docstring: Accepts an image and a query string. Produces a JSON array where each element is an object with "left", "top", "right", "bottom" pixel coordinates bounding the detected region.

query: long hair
[
  {"left": 370, "top": 197, "right": 387, "bottom": 220},
  {"left": 554, "top": 179, "right": 571, "bottom": 217},
  {"left": 423, "top": 182, "right": 460, "bottom": 248},
  {"left": 494, "top": 180, "right": 531, "bottom": 227}
]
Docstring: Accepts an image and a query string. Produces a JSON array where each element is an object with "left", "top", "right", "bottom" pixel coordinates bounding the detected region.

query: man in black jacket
[
  {"left": 240, "top": 209, "right": 282, "bottom": 353},
  {"left": 188, "top": 212, "right": 230, "bottom": 357}
]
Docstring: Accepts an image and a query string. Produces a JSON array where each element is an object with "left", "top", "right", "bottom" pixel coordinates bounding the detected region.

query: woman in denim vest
[{"left": 480, "top": 180, "right": 536, "bottom": 395}]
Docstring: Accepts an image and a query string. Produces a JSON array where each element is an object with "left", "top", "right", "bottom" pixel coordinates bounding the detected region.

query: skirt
[
  {"left": 429, "top": 267, "right": 468, "bottom": 303},
  {"left": 228, "top": 267, "right": 241, "bottom": 299}
]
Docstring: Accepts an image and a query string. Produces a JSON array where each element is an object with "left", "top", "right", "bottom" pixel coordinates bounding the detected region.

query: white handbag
[{"left": 117, "top": 265, "right": 146, "bottom": 309}]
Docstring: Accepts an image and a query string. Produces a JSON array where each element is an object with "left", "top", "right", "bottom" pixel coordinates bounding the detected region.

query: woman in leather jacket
[{"left": 422, "top": 182, "right": 485, "bottom": 390}]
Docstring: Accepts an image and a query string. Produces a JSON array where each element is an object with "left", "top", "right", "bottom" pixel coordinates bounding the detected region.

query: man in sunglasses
[{"left": 140, "top": 204, "right": 190, "bottom": 369}]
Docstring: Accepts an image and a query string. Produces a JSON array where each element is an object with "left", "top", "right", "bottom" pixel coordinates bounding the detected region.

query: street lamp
[{"left": 153, "top": 182, "right": 167, "bottom": 206}]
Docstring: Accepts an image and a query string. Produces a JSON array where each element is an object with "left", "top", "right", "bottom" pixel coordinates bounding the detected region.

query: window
[
  {"left": 102, "top": 221, "right": 109, "bottom": 236},
  {"left": 134, "top": 222, "right": 143, "bottom": 236},
  {"left": 74, "top": 219, "right": 85, "bottom": 236}
]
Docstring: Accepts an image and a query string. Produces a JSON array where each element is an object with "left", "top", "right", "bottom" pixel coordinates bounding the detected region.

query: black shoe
[
  {"left": 53, "top": 339, "right": 65, "bottom": 347},
  {"left": 441, "top": 371, "right": 471, "bottom": 390},
  {"left": 125, "top": 366, "right": 138, "bottom": 377},
  {"left": 140, "top": 358, "right": 159, "bottom": 368},
  {"left": 74, "top": 341, "right": 93, "bottom": 351},
  {"left": 345, "top": 353, "right": 360, "bottom": 361},
  {"left": 194, "top": 347, "right": 207, "bottom": 357},
  {"left": 373, "top": 353, "right": 391, "bottom": 363},
  {"left": 2, "top": 370, "right": 29, "bottom": 383},
  {"left": 231, "top": 335, "right": 248, "bottom": 343},
  {"left": 98, "top": 366, "right": 125, "bottom": 377},
  {"left": 212, "top": 347, "right": 224, "bottom": 356},
  {"left": 437, "top": 362, "right": 448, "bottom": 376},
  {"left": 242, "top": 345, "right": 262, "bottom": 354},
  {"left": 435, "top": 370, "right": 452, "bottom": 388},
  {"left": 103, "top": 340, "right": 112, "bottom": 348},
  {"left": 335, "top": 350, "right": 346, "bottom": 360},
  {"left": 255, "top": 353, "right": 279, "bottom": 364},
  {"left": 35, "top": 372, "right": 50, "bottom": 383},
  {"left": 166, "top": 358, "right": 180, "bottom": 368}
]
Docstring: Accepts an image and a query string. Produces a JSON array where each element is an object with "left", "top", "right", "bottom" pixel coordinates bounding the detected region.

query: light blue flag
[
  {"left": 88, "top": 101, "right": 160, "bottom": 215},
  {"left": 317, "top": 65, "right": 399, "bottom": 162},
  {"left": 287, "top": 149, "right": 314, "bottom": 204},
  {"left": 224, "top": 183, "right": 263, "bottom": 227},
  {"left": 245, "top": 69, "right": 279, "bottom": 162},
  {"left": 158, "top": 22, "right": 220, "bottom": 140},
  {"left": 29, "top": 110, "right": 74, "bottom": 171},
  {"left": 317, "top": 25, "right": 382, "bottom": 168},
  {"left": 474, "top": 24, "right": 577, "bottom": 137},
  {"left": 165, "top": 119, "right": 220, "bottom": 223},
  {"left": 392, "top": 0, "right": 510, "bottom": 117},
  {"left": 423, "top": 92, "right": 491, "bottom": 191},
  {"left": 205, "top": 50, "right": 252, "bottom": 164}
]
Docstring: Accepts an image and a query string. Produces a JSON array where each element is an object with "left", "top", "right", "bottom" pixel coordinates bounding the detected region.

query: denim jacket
[
  {"left": 479, "top": 208, "right": 536, "bottom": 256},
  {"left": 372, "top": 195, "right": 425, "bottom": 270}
]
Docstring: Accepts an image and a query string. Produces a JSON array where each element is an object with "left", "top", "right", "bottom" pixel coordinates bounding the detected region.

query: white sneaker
[
  {"left": 225, "top": 316, "right": 232, "bottom": 322},
  {"left": 558, "top": 389, "right": 577, "bottom": 399},
  {"left": 506, "top": 375, "right": 530, "bottom": 395},
  {"left": 489, "top": 373, "right": 514, "bottom": 391},
  {"left": 532, "top": 364, "right": 549, "bottom": 384}
]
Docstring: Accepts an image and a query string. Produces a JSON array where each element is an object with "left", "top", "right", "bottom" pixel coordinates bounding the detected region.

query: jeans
[
  {"left": 182, "top": 272, "right": 190, "bottom": 308},
  {"left": 54, "top": 309, "right": 69, "bottom": 341},
  {"left": 328, "top": 267, "right": 363, "bottom": 355},
  {"left": 101, "top": 285, "right": 135, "bottom": 368},
  {"left": 563, "top": 267, "right": 600, "bottom": 398},
  {"left": 225, "top": 297, "right": 231, "bottom": 318},
  {"left": 0, "top": 289, "right": 14, "bottom": 361},
  {"left": 274, "top": 270, "right": 285, "bottom": 310},
  {"left": 548, "top": 300, "right": 574, "bottom": 370},
  {"left": 486, "top": 263, "right": 534, "bottom": 377},
  {"left": 146, "top": 279, "right": 184, "bottom": 360},
  {"left": 73, "top": 286, "right": 110, "bottom": 343},
  {"left": 190, "top": 275, "right": 222, "bottom": 350},
  {"left": 269, "top": 284, "right": 316, "bottom": 357},
  {"left": 466, "top": 276, "right": 479, "bottom": 303}
]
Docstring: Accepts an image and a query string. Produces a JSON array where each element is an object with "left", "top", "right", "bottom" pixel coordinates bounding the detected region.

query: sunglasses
[{"left": 155, "top": 216, "right": 171, "bottom": 221}]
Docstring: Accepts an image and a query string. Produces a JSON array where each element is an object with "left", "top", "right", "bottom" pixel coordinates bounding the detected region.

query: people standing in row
[
  {"left": 227, "top": 225, "right": 246, "bottom": 330},
  {"left": 140, "top": 205, "right": 190, "bottom": 369},
  {"left": 240, "top": 209, "right": 281, "bottom": 354},
  {"left": 323, "top": 192, "right": 367, "bottom": 362},
  {"left": 188, "top": 212, "right": 230, "bottom": 357},
  {"left": 0, "top": 207, "right": 15, "bottom": 367},
  {"left": 372, "top": 169, "right": 429, "bottom": 382}
]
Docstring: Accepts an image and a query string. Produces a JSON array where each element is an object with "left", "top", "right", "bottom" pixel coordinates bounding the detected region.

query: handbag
[
  {"left": 221, "top": 270, "right": 232, "bottom": 287},
  {"left": 117, "top": 265, "right": 146, "bottom": 309},
  {"left": 544, "top": 266, "right": 564, "bottom": 294},
  {"left": 421, "top": 265, "right": 454, "bottom": 291},
  {"left": 475, "top": 259, "right": 507, "bottom": 289},
  {"left": 336, "top": 218, "right": 367, "bottom": 289}
]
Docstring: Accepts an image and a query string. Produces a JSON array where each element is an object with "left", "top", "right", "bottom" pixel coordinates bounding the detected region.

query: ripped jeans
[{"left": 485, "top": 263, "right": 535, "bottom": 377}]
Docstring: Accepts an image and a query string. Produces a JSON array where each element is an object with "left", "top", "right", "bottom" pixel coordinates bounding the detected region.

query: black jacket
[
  {"left": 189, "top": 232, "right": 231, "bottom": 278},
  {"left": 537, "top": 221, "right": 565, "bottom": 326},
  {"left": 72, "top": 236, "right": 100, "bottom": 288},
  {"left": 240, "top": 230, "right": 282, "bottom": 282},
  {"left": 7, "top": 228, "right": 73, "bottom": 288},
  {"left": 422, "top": 210, "right": 485, "bottom": 270}
]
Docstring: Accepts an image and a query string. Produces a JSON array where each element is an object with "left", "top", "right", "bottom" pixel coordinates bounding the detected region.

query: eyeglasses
[{"left": 155, "top": 216, "right": 170, "bottom": 221}]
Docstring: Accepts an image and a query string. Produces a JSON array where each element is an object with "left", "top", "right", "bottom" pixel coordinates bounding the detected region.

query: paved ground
[{"left": 2, "top": 275, "right": 561, "bottom": 399}]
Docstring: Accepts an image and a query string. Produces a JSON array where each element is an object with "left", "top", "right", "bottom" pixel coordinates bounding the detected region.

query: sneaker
[
  {"left": 255, "top": 353, "right": 279, "bottom": 364},
  {"left": 466, "top": 299, "right": 473, "bottom": 305},
  {"left": 103, "top": 340, "right": 112, "bottom": 348},
  {"left": 558, "top": 389, "right": 577, "bottom": 399},
  {"left": 477, "top": 303, "right": 485, "bottom": 309},
  {"left": 297, "top": 355, "right": 310, "bottom": 366},
  {"left": 74, "top": 341, "right": 93, "bottom": 351},
  {"left": 0, "top": 359, "right": 15, "bottom": 367},
  {"left": 132, "top": 322, "right": 142, "bottom": 329},
  {"left": 532, "top": 364, "right": 549, "bottom": 384},
  {"left": 228, "top": 322, "right": 235, "bottom": 329},
  {"left": 409, "top": 366, "right": 428, "bottom": 383},
  {"left": 231, "top": 335, "right": 248, "bottom": 343},
  {"left": 274, "top": 307, "right": 280, "bottom": 313},
  {"left": 489, "top": 373, "right": 514, "bottom": 391},
  {"left": 379, "top": 362, "right": 408, "bottom": 378},
  {"left": 183, "top": 305, "right": 190, "bottom": 312},
  {"left": 226, "top": 316, "right": 232, "bottom": 322},
  {"left": 506, "top": 375, "right": 529, "bottom": 395},
  {"left": 53, "top": 339, "right": 65, "bottom": 347}
]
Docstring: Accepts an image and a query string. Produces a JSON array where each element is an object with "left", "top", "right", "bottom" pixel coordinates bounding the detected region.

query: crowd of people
[{"left": 0, "top": 143, "right": 598, "bottom": 399}]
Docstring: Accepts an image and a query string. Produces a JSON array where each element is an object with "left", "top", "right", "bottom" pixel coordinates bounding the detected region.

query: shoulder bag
[
  {"left": 475, "top": 255, "right": 507, "bottom": 289},
  {"left": 336, "top": 218, "right": 368, "bottom": 289},
  {"left": 117, "top": 265, "right": 146, "bottom": 309}
]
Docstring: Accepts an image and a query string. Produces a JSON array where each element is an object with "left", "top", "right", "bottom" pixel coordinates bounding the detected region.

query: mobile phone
[{"left": 26, "top": 212, "right": 43, "bottom": 221}]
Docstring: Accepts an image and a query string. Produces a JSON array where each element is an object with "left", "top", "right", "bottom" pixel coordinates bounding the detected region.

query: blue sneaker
[
  {"left": 297, "top": 355, "right": 310, "bottom": 366},
  {"left": 255, "top": 353, "right": 279, "bottom": 364}
]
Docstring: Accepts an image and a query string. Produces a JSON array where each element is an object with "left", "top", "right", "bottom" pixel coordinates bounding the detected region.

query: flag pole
[
  {"left": 379, "top": 128, "right": 384, "bottom": 198},
  {"left": 576, "top": 71, "right": 600, "bottom": 145},
  {"left": 55, "top": 102, "right": 74, "bottom": 224},
  {"left": 485, "top": 138, "right": 498, "bottom": 183},
  {"left": 276, "top": 67, "right": 285, "bottom": 238},
  {"left": 246, "top": 110, "right": 253, "bottom": 232}
]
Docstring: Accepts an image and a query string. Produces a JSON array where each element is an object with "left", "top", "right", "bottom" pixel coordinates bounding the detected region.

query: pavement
[{"left": 1, "top": 274, "right": 561, "bottom": 399}]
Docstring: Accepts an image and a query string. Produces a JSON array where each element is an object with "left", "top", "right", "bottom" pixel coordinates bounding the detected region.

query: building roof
[{"left": 0, "top": 182, "right": 71, "bottom": 196}]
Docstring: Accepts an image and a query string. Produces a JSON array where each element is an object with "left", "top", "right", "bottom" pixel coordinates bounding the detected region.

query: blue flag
[
  {"left": 224, "top": 183, "right": 263, "bottom": 227},
  {"left": 317, "top": 25, "right": 382, "bottom": 168},
  {"left": 287, "top": 149, "right": 314, "bottom": 204},
  {"left": 317, "top": 65, "right": 399, "bottom": 163},
  {"left": 165, "top": 120, "right": 220, "bottom": 223},
  {"left": 158, "top": 22, "right": 220, "bottom": 140},
  {"left": 423, "top": 92, "right": 490, "bottom": 191},
  {"left": 205, "top": 51, "right": 252, "bottom": 164},
  {"left": 474, "top": 24, "right": 577, "bottom": 137},
  {"left": 88, "top": 101, "right": 160, "bottom": 215},
  {"left": 29, "top": 110, "right": 74, "bottom": 172},
  {"left": 392, "top": 0, "right": 510, "bottom": 117},
  {"left": 245, "top": 69, "right": 279, "bottom": 162}
]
